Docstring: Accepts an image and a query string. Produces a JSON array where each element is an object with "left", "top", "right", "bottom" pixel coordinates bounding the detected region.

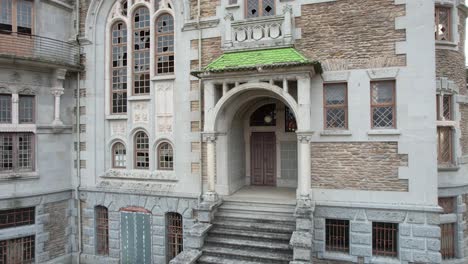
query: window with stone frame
[
  {"left": 324, "top": 83, "right": 348, "bottom": 129},
  {"left": 245, "top": 0, "right": 275, "bottom": 18},
  {"left": 436, "top": 94, "right": 453, "bottom": 121},
  {"left": 18, "top": 95, "right": 34, "bottom": 123},
  {"left": 134, "top": 131, "right": 149, "bottom": 169},
  {"left": 111, "top": 21, "right": 127, "bottom": 114},
  {"left": 372, "top": 222, "right": 398, "bottom": 257},
  {"left": 166, "top": 212, "right": 183, "bottom": 262},
  {"left": 325, "top": 219, "right": 349, "bottom": 253},
  {"left": 0, "top": 133, "right": 34, "bottom": 172},
  {"left": 435, "top": 6, "right": 452, "bottom": 41},
  {"left": 0, "top": 235, "right": 35, "bottom": 263},
  {"left": 0, "top": 0, "right": 33, "bottom": 34},
  {"left": 157, "top": 142, "right": 173, "bottom": 170},
  {"left": 112, "top": 142, "right": 126, "bottom": 168},
  {"left": 95, "top": 206, "right": 109, "bottom": 256},
  {"left": 155, "top": 14, "right": 174, "bottom": 74},
  {"left": 437, "top": 126, "right": 453, "bottom": 166},
  {"left": 371, "top": 81, "right": 396, "bottom": 129},
  {"left": 133, "top": 7, "right": 150, "bottom": 95},
  {"left": 0, "top": 94, "right": 11, "bottom": 123}
]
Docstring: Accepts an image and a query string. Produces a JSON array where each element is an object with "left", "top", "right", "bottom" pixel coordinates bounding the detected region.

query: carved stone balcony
[
  {"left": 0, "top": 31, "right": 81, "bottom": 70},
  {"left": 223, "top": 6, "right": 293, "bottom": 51}
]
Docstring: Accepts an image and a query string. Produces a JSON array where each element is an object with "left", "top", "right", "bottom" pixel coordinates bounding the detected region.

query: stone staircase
[{"left": 197, "top": 200, "right": 296, "bottom": 264}]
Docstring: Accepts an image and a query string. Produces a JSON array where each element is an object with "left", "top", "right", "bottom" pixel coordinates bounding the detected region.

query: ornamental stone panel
[
  {"left": 311, "top": 142, "right": 408, "bottom": 191},
  {"left": 295, "top": 0, "right": 406, "bottom": 70}
]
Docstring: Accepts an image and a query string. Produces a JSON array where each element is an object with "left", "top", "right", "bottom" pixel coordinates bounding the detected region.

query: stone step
[
  {"left": 197, "top": 255, "right": 272, "bottom": 264},
  {"left": 205, "top": 236, "right": 291, "bottom": 252},
  {"left": 221, "top": 201, "right": 296, "bottom": 214},
  {"left": 202, "top": 245, "right": 292, "bottom": 263},
  {"left": 209, "top": 226, "right": 291, "bottom": 242},
  {"left": 215, "top": 210, "right": 296, "bottom": 223},
  {"left": 213, "top": 219, "right": 295, "bottom": 233}
]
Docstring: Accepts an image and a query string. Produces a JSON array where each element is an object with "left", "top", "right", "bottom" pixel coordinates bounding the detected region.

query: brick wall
[
  {"left": 460, "top": 105, "right": 468, "bottom": 155},
  {"left": 311, "top": 142, "right": 408, "bottom": 191},
  {"left": 189, "top": 0, "right": 220, "bottom": 19},
  {"left": 44, "top": 200, "right": 69, "bottom": 259},
  {"left": 190, "top": 37, "right": 223, "bottom": 70},
  {"left": 295, "top": 0, "right": 406, "bottom": 70}
]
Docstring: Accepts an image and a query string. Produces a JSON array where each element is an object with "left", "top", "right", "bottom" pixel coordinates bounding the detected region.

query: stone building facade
[{"left": 0, "top": 0, "right": 467, "bottom": 263}]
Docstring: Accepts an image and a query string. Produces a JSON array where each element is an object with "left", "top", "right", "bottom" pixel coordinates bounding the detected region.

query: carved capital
[
  {"left": 51, "top": 87, "right": 65, "bottom": 97},
  {"left": 296, "top": 131, "right": 314, "bottom": 143},
  {"left": 54, "top": 68, "right": 67, "bottom": 81},
  {"left": 202, "top": 132, "right": 218, "bottom": 143}
]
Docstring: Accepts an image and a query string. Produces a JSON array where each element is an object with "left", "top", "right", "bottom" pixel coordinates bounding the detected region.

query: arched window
[
  {"left": 250, "top": 104, "right": 276, "bottom": 126},
  {"left": 111, "top": 22, "right": 127, "bottom": 114},
  {"left": 112, "top": 142, "right": 126, "bottom": 168},
  {"left": 133, "top": 7, "right": 150, "bottom": 95},
  {"left": 155, "top": 14, "right": 174, "bottom": 74},
  {"left": 134, "top": 131, "right": 149, "bottom": 169},
  {"left": 158, "top": 142, "right": 173, "bottom": 170},
  {"left": 95, "top": 206, "right": 109, "bottom": 256},
  {"left": 245, "top": 0, "right": 275, "bottom": 18},
  {"left": 166, "top": 212, "right": 183, "bottom": 261}
]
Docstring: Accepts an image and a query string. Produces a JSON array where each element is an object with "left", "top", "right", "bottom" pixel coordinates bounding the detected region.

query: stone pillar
[
  {"left": 283, "top": 5, "right": 293, "bottom": 42},
  {"left": 203, "top": 133, "right": 218, "bottom": 202},
  {"left": 297, "top": 132, "right": 313, "bottom": 199},
  {"left": 51, "top": 69, "right": 67, "bottom": 126},
  {"left": 224, "top": 13, "right": 234, "bottom": 48}
]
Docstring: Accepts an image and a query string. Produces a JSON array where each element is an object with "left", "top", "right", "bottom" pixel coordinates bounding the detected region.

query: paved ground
[{"left": 224, "top": 186, "right": 296, "bottom": 204}]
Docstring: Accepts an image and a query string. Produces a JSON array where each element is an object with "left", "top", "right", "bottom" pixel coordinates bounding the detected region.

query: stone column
[
  {"left": 283, "top": 5, "right": 293, "bottom": 42},
  {"left": 51, "top": 69, "right": 67, "bottom": 126},
  {"left": 297, "top": 132, "right": 313, "bottom": 199},
  {"left": 224, "top": 13, "right": 234, "bottom": 48},
  {"left": 203, "top": 133, "right": 218, "bottom": 202}
]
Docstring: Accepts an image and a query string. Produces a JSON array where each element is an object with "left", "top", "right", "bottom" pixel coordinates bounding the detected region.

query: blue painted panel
[{"left": 121, "top": 212, "right": 152, "bottom": 263}]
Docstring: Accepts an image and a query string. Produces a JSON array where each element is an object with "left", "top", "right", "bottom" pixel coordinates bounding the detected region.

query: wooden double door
[{"left": 251, "top": 132, "right": 276, "bottom": 186}]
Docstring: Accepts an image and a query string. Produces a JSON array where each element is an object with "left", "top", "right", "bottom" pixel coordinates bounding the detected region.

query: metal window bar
[
  {"left": 0, "top": 235, "right": 35, "bottom": 264},
  {"left": 0, "top": 207, "right": 34, "bottom": 229},
  {"left": 166, "top": 212, "right": 183, "bottom": 263},
  {"left": 324, "top": 83, "right": 348, "bottom": 129},
  {"left": 325, "top": 219, "right": 349, "bottom": 253},
  {"left": 440, "top": 223, "right": 455, "bottom": 259},
  {"left": 372, "top": 222, "right": 398, "bottom": 257},
  {"left": 371, "top": 81, "right": 396, "bottom": 129},
  {"left": 95, "top": 206, "right": 109, "bottom": 256}
]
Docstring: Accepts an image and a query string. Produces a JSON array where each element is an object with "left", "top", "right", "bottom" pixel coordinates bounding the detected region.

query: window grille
[
  {"left": 158, "top": 142, "right": 173, "bottom": 170},
  {"left": 166, "top": 212, "right": 183, "bottom": 262},
  {"left": 436, "top": 94, "right": 452, "bottom": 121},
  {"left": 285, "top": 106, "right": 297, "bottom": 132},
  {"left": 324, "top": 83, "right": 347, "bottom": 129},
  {"left": 0, "top": 95, "right": 11, "bottom": 123},
  {"left": 0, "top": 235, "right": 35, "bottom": 264},
  {"left": 112, "top": 142, "right": 126, "bottom": 168},
  {"left": 133, "top": 7, "right": 150, "bottom": 95},
  {"left": 111, "top": 22, "right": 127, "bottom": 114},
  {"left": 372, "top": 222, "right": 398, "bottom": 257},
  {"left": 0, "top": 207, "right": 34, "bottom": 229},
  {"left": 440, "top": 223, "right": 455, "bottom": 259},
  {"left": 135, "top": 131, "right": 149, "bottom": 169},
  {"left": 246, "top": 0, "right": 275, "bottom": 18},
  {"left": 156, "top": 14, "right": 174, "bottom": 74},
  {"left": 0, "top": 133, "right": 34, "bottom": 172},
  {"left": 18, "top": 95, "right": 34, "bottom": 123},
  {"left": 438, "top": 197, "right": 455, "bottom": 214},
  {"left": 437, "top": 126, "right": 453, "bottom": 165},
  {"left": 95, "top": 206, "right": 109, "bottom": 256},
  {"left": 325, "top": 219, "right": 349, "bottom": 253},
  {"left": 435, "top": 6, "right": 451, "bottom": 41},
  {"left": 371, "top": 81, "right": 396, "bottom": 129}
]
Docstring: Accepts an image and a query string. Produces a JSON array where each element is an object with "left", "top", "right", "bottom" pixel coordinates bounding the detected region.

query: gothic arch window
[
  {"left": 155, "top": 13, "right": 174, "bottom": 74},
  {"left": 134, "top": 131, "right": 149, "bottom": 169},
  {"left": 133, "top": 7, "right": 150, "bottom": 95},
  {"left": 111, "top": 21, "right": 127, "bottom": 114},
  {"left": 245, "top": 0, "right": 275, "bottom": 18},
  {"left": 112, "top": 142, "right": 126, "bottom": 168},
  {"left": 157, "top": 141, "right": 173, "bottom": 170}
]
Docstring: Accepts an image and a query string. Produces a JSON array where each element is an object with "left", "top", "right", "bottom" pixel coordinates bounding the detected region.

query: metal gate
[{"left": 121, "top": 211, "right": 151, "bottom": 264}]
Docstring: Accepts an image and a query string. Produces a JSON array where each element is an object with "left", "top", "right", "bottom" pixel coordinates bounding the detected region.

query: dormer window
[{"left": 246, "top": 0, "right": 275, "bottom": 18}]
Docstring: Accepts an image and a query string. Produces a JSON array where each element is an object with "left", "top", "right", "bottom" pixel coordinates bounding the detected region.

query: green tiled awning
[{"left": 192, "top": 48, "right": 322, "bottom": 76}]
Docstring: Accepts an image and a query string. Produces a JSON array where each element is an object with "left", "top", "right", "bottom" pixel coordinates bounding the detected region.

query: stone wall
[
  {"left": 189, "top": 0, "right": 220, "bottom": 19},
  {"left": 295, "top": 0, "right": 406, "bottom": 70},
  {"left": 79, "top": 0, "right": 91, "bottom": 37},
  {"left": 464, "top": 194, "right": 468, "bottom": 257},
  {"left": 311, "top": 142, "right": 408, "bottom": 191},
  {"left": 44, "top": 200, "right": 69, "bottom": 259},
  {"left": 460, "top": 104, "right": 468, "bottom": 156},
  {"left": 190, "top": 37, "right": 223, "bottom": 70}
]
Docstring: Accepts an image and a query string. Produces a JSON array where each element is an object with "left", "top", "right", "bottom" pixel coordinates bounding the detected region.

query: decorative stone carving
[
  {"left": 156, "top": 82, "right": 173, "bottom": 132},
  {"left": 133, "top": 102, "right": 149, "bottom": 123},
  {"left": 18, "top": 87, "right": 36, "bottom": 95},
  {"left": 367, "top": 67, "right": 400, "bottom": 80},
  {"left": 110, "top": 121, "right": 127, "bottom": 136},
  {"left": 102, "top": 169, "right": 178, "bottom": 182},
  {"left": 51, "top": 69, "right": 67, "bottom": 126}
]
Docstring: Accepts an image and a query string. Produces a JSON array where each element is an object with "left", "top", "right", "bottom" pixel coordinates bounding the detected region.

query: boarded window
[
  {"left": 325, "top": 219, "right": 349, "bottom": 253},
  {"left": 435, "top": 6, "right": 451, "bottom": 41},
  {"left": 324, "top": 83, "right": 347, "bottom": 129},
  {"left": 440, "top": 223, "right": 455, "bottom": 259},
  {"left": 372, "top": 222, "right": 398, "bottom": 257},
  {"left": 371, "top": 81, "right": 396, "bottom": 129},
  {"left": 166, "top": 212, "right": 183, "bottom": 262},
  {"left": 121, "top": 210, "right": 151, "bottom": 264},
  {"left": 95, "top": 206, "right": 109, "bottom": 256},
  {"left": 0, "top": 235, "right": 35, "bottom": 263},
  {"left": 0, "top": 207, "right": 34, "bottom": 229}
]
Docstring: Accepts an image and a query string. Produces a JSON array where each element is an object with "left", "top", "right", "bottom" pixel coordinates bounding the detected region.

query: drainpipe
[
  {"left": 197, "top": 0, "right": 203, "bottom": 205},
  {"left": 75, "top": 0, "right": 82, "bottom": 263}
]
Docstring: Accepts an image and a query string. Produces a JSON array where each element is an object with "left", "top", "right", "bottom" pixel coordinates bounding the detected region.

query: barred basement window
[
  {"left": 134, "top": 131, "right": 149, "bottom": 169},
  {"left": 111, "top": 22, "right": 127, "bottom": 114},
  {"left": 0, "top": 235, "right": 35, "bottom": 263},
  {"left": 435, "top": 6, "right": 451, "bottom": 41},
  {"left": 95, "top": 206, "right": 109, "bottom": 256},
  {"left": 112, "top": 142, "right": 126, "bottom": 168},
  {"left": 371, "top": 81, "right": 396, "bottom": 129},
  {"left": 324, "top": 83, "right": 347, "bottom": 129},
  {"left": 133, "top": 7, "right": 150, "bottom": 95},
  {"left": 0, "top": 207, "right": 34, "bottom": 229},
  {"left": 0, "top": 95, "right": 11, "bottom": 123},
  {"left": 325, "top": 219, "right": 349, "bottom": 253},
  {"left": 156, "top": 14, "right": 174, "bottom": 74},
  {"left": 0, "top": 133, "right": 34, "bottom": 172},
  {"left": 440, "top": 223, "right": 455, "bottom": 259},
  {"left": 245, "top": 0, "right": 275, "bottom": 18},
  {"left": 437, "top": 126, "right": 453, "bottom": 165},
  {"left": 166, "top": 212, "right": 183, "bottom": 262},
  {"left": 158, "top": 142, "right": 173, "bottom": 170},
  {"left": 372, "top": 222, "right": 398, "bottom": 257},
  {"left": 436, "top": 94, "right": 452, "bottom": 121},
  {"left": 18, "top": 95, "right": 34, "bottom": 123}
]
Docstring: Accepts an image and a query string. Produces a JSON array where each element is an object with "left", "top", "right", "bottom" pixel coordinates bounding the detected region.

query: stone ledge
[{"left": 168, "top": 249, "right": 201, "bottom": 264}]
